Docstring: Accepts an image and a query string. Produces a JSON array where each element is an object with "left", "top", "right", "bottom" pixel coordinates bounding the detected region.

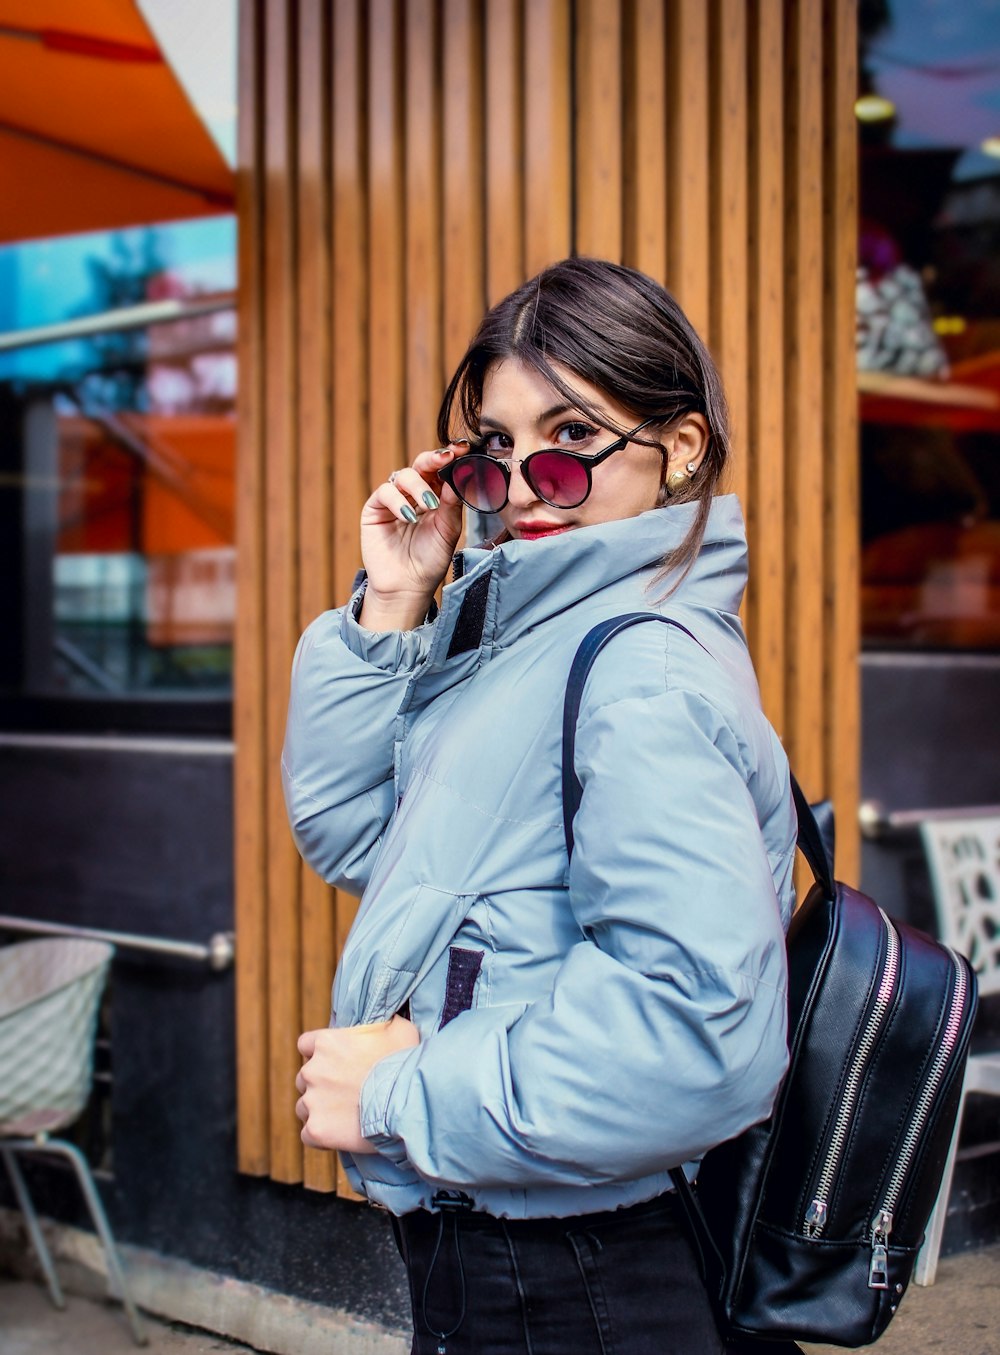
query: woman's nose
[{"left": 505, "top": 459, "right": 538, "bottom": 507}]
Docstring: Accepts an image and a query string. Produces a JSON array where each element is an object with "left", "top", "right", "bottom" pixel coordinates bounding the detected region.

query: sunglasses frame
[{"left": 438, "top": 415, "right": 670, "bottom": 513}]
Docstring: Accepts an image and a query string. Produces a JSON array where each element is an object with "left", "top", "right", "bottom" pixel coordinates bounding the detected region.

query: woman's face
[{"left": 476, "top": 359, "right": 706, "bottom": 541}]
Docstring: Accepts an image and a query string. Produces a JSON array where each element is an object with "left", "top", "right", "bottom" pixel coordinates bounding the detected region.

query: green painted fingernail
[
  {"left": 400, "top": 505, "right": 418, "bottom": 524},
  {"left": 422, "top": 490, "right": 440, "bottom": 509}
]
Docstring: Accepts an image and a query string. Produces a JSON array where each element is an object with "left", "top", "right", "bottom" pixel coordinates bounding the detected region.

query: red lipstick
[{"left": 513, "top": 521, "right": 574, "bottom": 541}]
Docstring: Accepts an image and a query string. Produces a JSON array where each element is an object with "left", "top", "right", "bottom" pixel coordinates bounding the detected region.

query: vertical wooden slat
[
  {"left": 297, "top": 0, "right": 336, "bottom": 1194},
  {"left": 784, "top": 0, "right": 826, "bottom": 804},
  {"left": 331, "top": 0, "right": 369, "bottom": 1197},
  {"left": 296, "top": 0, "right": 332, "bottom": 627},
  {"left": 668, "top": 0, "right": 711, "bottom": 338},
  {"left": 710, "top": 0, "right": 749, "bottom": 509},
  {"left": 367, "top": 0, "right": 405, "bottom": 487},
  {"left": 263, "top": 0, "right": 302, "bottom": 1185},
  {"left": 331, "top": 0, "right": 368, "bottom": 603},
  {"left": 624, "top": 0, "right": 667, "bottom": 280},
  {"left": 746, "top": 0, "right": 786, "bottom": 736},
  {"left": 824, "top": 0, "right": 860, "bottom": 885},
  {"left": 485, "top": 0, "right": 524, "bottom": 306},
  {"left": 575, "top": 0, "right": 623, "bottom": 260},
  {"left": 405, "top": 0, "right": 443, "bottom": 455},
  {"left": 524, "top": 0, "right": 571, "bottom": 275},
  {"left": 234, "top": 0, "right": 269, "bottom": 1177},
  {"left": 442, "top": 0, "right": 486, "bottom": 375}
]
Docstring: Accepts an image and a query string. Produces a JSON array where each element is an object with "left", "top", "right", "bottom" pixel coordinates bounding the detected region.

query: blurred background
[{"left": 0, "top": 1, "right": 997, "bottom": 1349}]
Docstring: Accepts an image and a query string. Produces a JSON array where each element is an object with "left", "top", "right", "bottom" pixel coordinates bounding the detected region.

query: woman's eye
[
  {"left": 555, "top": 422, "right": 598, "bottom": 447},
  {"left": 478, "top": 432, "right": 513, "bottom": 459}
]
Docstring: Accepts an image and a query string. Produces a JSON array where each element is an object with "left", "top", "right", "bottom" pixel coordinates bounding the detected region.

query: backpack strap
[
  {"left": 561, "top": 612, "right": 835, "bottom": 899},
  {"left": 561, "top": 611, "right": 835, "bottom": 1291}
]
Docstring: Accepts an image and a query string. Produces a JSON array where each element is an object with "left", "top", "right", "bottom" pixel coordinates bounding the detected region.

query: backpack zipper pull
[{"left": 869, "top": 1208, "right": 893, "bottom": 1289}]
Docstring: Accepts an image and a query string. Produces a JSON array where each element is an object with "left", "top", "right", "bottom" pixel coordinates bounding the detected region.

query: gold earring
[{"left": 665, "top": 460, "right": 700, "bottom": 495}]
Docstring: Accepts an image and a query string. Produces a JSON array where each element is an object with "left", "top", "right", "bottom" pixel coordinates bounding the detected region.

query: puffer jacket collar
[{"left": 426, "top": 494, "right": 748, "bottom": 668}]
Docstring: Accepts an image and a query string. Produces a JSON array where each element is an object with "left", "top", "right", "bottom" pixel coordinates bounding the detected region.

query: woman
[{"left": 284, "top": 258, "right": 798, "bottom": 1354}]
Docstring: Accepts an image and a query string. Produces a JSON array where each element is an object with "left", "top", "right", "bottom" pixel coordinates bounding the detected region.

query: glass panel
[
  {"left": 0, "top": 220, "right": 236, "bottom": 703},
  {"left": 858, "top": 0, "right": 1000, "bottom": 650}
]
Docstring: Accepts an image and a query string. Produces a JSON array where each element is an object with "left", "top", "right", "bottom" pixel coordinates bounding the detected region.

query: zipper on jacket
[
  {"left": 803, "top": 910, "right": 900, "bottom": 1240},
  {"left": 866, "top": 950, "right": 970, "bottom": 1288}
]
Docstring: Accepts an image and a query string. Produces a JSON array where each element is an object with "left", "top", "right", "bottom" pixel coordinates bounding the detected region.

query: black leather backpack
[{"left": 563, "top": 614, "right": 979, "bottom": 1348}]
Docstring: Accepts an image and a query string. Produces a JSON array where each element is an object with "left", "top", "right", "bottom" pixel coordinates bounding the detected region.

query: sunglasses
[{"left": 437, "top": 416, "right": 669, "bottom": 514}]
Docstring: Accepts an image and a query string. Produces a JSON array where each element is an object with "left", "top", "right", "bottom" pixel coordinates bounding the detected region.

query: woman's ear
[{"left": 664, "top": 412, "right": 709, "bottom": 473}]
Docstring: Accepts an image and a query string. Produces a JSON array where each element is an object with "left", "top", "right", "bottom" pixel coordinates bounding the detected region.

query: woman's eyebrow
[
  {"left": 479, "top": 401, "right": 587, "bottom": 432},
  {"left": 537, "top": 401, "right": 578, "bottom": 423}
]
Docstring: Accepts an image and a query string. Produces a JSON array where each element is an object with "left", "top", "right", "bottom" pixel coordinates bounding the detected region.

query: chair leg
[
  {"left": 914, "top": 1093, "right": 965, "bottom": 1287},
  {"left": 1, "top": 1138, "right": 149, "bottom": 1338},
  {"left": 21, "top": 1138, "right": 148, "bottom": 1346},
  {"left": 1, "top": 1145, "right": 66, "bottom": 1310}
]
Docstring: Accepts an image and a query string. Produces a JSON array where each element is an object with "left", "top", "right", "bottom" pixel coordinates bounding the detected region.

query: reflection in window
[
  {"left": 858, "top": 0, "right": 1000, "bottom": 650},
  {"left": 0, "top": 221, "right": 236, "bottom": 706}
]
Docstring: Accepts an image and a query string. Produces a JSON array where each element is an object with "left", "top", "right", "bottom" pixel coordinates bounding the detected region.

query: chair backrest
[
  {"left": 0, "top": 938, "right": 114, "bottom": 1134},
  {"left": 920, "top": 817, "right": 1000, "bottom": 999}
]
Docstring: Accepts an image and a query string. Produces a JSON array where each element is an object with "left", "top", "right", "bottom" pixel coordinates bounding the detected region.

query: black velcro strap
[
  {"left": 446, "top": 571, "right": 492, "bottom": 658},
  {"left": 439, "top": 946, "right": 483, "bottom": 1028}
]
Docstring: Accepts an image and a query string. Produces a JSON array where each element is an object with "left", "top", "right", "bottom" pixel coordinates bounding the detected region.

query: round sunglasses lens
[
  {"left": 450, "top": 456, "right": 508, "bottom": 512},
  {"left": 526, "top": 452, "right": 590, "bottom": 507}
]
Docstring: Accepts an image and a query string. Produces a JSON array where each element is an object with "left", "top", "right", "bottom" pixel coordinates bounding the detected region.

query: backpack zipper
[
  {"left": 803, "top": 909, "right": 900, "bottom": 1240},
  {"left": 865, "top": 950, "right": 970, "bottom": 1289}
]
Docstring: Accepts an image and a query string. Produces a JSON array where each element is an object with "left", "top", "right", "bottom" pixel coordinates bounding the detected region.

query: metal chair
[
  {"left": 914, "top": 817, "right": 1000, "bottom": 1285},
  {"left": 0, "top": 937, "right": 147, "bottom": 1343}
]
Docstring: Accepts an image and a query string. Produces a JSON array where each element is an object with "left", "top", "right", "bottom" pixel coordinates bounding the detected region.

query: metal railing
[
  {"left": 859, "top": 801, "right": 1000, "bottom": 841},
  {"left": 0, "top": 294, "right": 236, "bottom": 354},
  {"left": 0, "top": 914, "right": 234, "bottom": 971}
]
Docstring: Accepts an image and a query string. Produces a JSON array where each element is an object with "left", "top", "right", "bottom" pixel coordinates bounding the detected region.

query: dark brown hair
[{"left": 437, "top": 257, "right": 731, "bottom": 582}]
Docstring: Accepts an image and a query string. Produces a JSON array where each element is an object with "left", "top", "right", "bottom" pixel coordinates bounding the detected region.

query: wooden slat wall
[
  {"left": 296, "top": 0, "right": 337, "bottom": 1193},
  {"left": 233, "top": 0, "right": 268, "bottom": 1178},
  {"left": 235, "top": 0, "right": 859, "bottom": 1188},
  {"left": 824, "top": 0, "right": 861, "bottom": 871}
]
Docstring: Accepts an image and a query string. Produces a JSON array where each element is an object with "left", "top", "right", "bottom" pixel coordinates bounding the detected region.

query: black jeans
[{"left": 392, "top": 1192, "right": 803, "bottom": 1355}]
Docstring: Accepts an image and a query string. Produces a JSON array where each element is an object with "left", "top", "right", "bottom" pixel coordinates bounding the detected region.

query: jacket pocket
[
  {"left": 358, "top": 964, "right": 418, "bottom": 1026},
  {"left": 353, "top": 883, "right": 474, "bottom": 1026}
]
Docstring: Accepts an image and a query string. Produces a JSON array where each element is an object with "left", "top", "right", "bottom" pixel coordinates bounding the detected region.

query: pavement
[
  {"left": 1, "top": 1244, "right": 998, "bottom": 1355},
  {"left": 0, "top": 1275, "right": 256, "bottom": 1354}
]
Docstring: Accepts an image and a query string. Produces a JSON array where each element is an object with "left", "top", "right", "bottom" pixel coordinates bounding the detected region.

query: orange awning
[{"left": 0, "top": 1, "right": 234, "bottom": 244}]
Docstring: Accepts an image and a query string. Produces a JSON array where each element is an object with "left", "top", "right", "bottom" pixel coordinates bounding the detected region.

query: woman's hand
[
  {"left": 358, "top": 443, "right": 468, "bottom": 631},
  {"left": 295, "top": 1015, "right": 420, "bottom": 1154}
]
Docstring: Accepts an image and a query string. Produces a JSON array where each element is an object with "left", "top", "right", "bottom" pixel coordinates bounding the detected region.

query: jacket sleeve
[
  {"left": 358, "top": 684, "right": 792, "bottom": 1187},
  {"left": 281, "top": 595, "right": 433, "bottom": 896}
]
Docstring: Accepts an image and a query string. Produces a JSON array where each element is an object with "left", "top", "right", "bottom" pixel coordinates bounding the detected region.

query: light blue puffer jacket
[{"left": 282, "top": 496, "right": 796, "bottom": 1218}]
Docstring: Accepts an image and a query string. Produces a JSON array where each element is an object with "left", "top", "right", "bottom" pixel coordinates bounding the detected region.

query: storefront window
[
  {"left": 0, "top": 220, "right": 236, "bottom": 727},
  {"left": 859, "top": 0, "right": 1000, "bottom": 649}
]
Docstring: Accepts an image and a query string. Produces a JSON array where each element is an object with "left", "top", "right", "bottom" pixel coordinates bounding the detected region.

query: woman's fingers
[
  {"left": 371, "top": 441, "right": 469, "bottom": 522},
  {"left": 411, "top": 441, "right": 470, "bottom": 506},
  {"left": 357, "top": 440, "right": 469, "bottom": 606},
  {"left": 411, "top": 440, "right": 468, "bottom": 477},
  {"left": 293, "top": 1020, "right": 419, "bottom": 1154},
  {"left": 384, "top": 466, "right": 441, "bottom": 518},
  {"left": 367, "top": 462, "right": 442, "bottom": 525}
]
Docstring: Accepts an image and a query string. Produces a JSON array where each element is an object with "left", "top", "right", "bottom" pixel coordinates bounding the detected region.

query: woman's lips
[{"left": 513, "top": 522, "right": 575, "bottom": 540}]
